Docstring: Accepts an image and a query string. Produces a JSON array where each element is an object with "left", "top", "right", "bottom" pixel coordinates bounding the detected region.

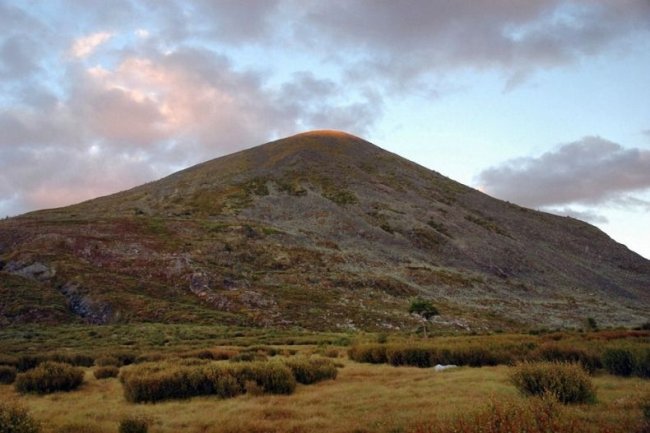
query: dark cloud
[{"left": 477, "top": 136, "right": 650, "bottom": 208}]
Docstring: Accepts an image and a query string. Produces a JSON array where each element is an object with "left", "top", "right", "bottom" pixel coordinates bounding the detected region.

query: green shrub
[
  {"left": 121, "top": 360, "right": 295, "bottom": 403},
  {"left": 602, "top": 349, "right": 635, "bottom": 376},
  {"left": 510, "top": 362, "right": 596, "bottom": 404},
  {"left": 0, "top": 402, "right": 40, "bottom": 433},
  {"left": 118, "top": 416, "right": 148, "bottom": 433},
  {"left": 229, "top": 352, "right": 268, "bottom": 363},
  {"left": 14, "top": 362, "right": 84, "bottom": 394},
  {"left": 634, "top": 348, "right": 650, "bottom": 378},
  {"left": 0, "top": 366, "right": 17, "bottom": 384},
  {"left": 94, "top": 366, "right": 119, "bottom": 379},
  {"left": 386, "top": 345, "right": 433, "bottom": 368},
  {"left": 283, "top": 357, "right": 338, "bottom": 384},
  {"left": 347, "top": 344, "right": 387, "bottom": 364},
  {"left": 233, "top": 362, "right": 296, "bottom": 395},
  {"left": 444, "top": 346, "right": 506, "bottom": 367},
  {"left": 48, "top": 353, "right": 94, "bottom": 367},
  {"left": 533, "top": 343, "right": 601, "bottom": 374}
]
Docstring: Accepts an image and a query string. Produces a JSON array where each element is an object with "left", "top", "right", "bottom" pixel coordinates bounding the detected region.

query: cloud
[
  {"left": 476, "top": 136, "right": 650, "bottom": 208},
  {"left": 70, "top": 32, "right": 114, "bottom": 58},
  {"left": 545, "top": 207, "right": 609, "bottom": 224},
  {"left": 0, "top": 40, "right": 382, "bottom": 217},
  {"left": 298, "top": 0, "right": 650, "bottom": 88}
]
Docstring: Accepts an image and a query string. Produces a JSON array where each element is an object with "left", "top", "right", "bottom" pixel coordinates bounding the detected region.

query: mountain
[{"left": 1, "top": 130, "right": 649, "bottom": 331}]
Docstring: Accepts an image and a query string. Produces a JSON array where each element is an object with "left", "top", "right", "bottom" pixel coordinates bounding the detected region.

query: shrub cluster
[
  {"left": 602, "top": 348, "right": 650, "bottom": 378},
  {"left": 283, "top": 357, "right": 338, "bottom": 384},
  {"left": 533, "top": 343, "right": 601, "bottom": 374},
  {"left": 510, "top": 362, "right": 595, "bottom": 404},
  {"left": 0, "top": 402, "right": 40, "bottom": 433},
  {"left": 94, "top": 366, "right": 120, "bottom": 379},
  {"left": 0, "top": 365, "right": 17, "bottom": 384},
  {"left": 14, "top": 362, "right": 84, "bottom": 394},
  {"left": 120, "top": 360, "right": 297, "bottom": 403},
  {"left": 180, "top": 349, "right": 237, "bottom": 361},
  {"left": 349, "top": 343, "right": 508, "bottom": 368},
  {"left": 10, "top": 353, "right": 94, "bottom": 372}
]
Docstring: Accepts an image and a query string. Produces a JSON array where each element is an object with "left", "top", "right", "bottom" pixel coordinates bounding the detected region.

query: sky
[{"left": 1, "top": 0, "right": 649, "bottom": 258}]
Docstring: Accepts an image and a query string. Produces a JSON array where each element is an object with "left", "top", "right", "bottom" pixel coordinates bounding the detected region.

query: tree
[{"left": 409, "top": 298, "right": 439, "bottom": 337}]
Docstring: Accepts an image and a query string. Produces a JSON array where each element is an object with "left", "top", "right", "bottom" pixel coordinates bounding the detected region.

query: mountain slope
[{"left": 1, "top": 130, "right": 648, "bottom": 330}]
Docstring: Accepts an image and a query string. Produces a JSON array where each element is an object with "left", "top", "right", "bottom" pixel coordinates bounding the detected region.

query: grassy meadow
[{"left": 1, "top": 325, "right": 649, "bottom": 433}]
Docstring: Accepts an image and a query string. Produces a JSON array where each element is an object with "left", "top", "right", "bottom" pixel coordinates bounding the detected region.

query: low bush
[
  {"left": 15, "top": 353, "right": 94, "bottom": 372},
  {"left": 602, "top": 349, "right": 635, "bottom": 377},
  {"left": 634, "top": 348, "right": 650, "bottom": 378},
  {"left": 14, "top": 362, "right": 84, "bottom": 394},
  {"left": 0, "top": 366, "right": 17, "bottom": 384},
  {"left": 0, "top": 402, "right": 41, "bottom": 433},
  {"left": 120, "top": 360, "right": 296, "bottom": 403},
  {"left": 387, "top": 345, "right": 433, "bottom": 368},
  {"left": 533, "top": 343, "right": 601, "bottom": 374},
  {"left": 118, "top": 416, "right": 149, "bottom": 433},
  {"left": 284, "top": 357, "right": 338, "bottom": 384},
  {"left": 233, "top": 361, "right": 296, "bottom": 395},
  {"left": 348, "top": 344, "right": 388, "bottom": 364},
  {"left": 229, "top": 352, "right": 268, "bottom": 363},
  {"left": 94, "top": 366, "right": 119, "bottom": 379},
  {"left": 510, "top": 362, "right": 595, "bottom": 404},
  {"left": 180, "top": 349, "right": 237, "bottom": 361},
  {"left": 94, "top": 356, "right": 120, "bottom": 367}
]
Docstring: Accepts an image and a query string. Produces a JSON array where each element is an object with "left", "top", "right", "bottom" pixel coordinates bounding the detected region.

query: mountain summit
[{"left": 1, "top": 131, "right": 648, "bottom": 330}]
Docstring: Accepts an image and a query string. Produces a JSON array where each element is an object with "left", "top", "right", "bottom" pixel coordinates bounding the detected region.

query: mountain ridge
[{"left": 1, "top": 130, "right": 648, "bottom": 330}]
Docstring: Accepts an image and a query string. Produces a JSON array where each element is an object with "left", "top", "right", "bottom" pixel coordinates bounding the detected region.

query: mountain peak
[{"left": 3, "top": 131, "right": 649, "bottom": 330}]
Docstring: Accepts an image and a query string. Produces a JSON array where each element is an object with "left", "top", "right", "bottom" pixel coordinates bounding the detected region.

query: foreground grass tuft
[
  {"left": 14, "top": 362, "right": 84, "bottom": 394},
  {"left": 0, "top": 402, "right": 40, "bottom": 433},
  {"left": 510, "top": 362, "right": 595, "bottom": 404},
  {"left": 118, "top": 416, "right": 149, "bottom": 433}
]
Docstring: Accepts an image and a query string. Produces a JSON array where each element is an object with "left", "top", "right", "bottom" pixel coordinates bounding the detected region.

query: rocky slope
[{"left": 1, "top": 130, "right": 648, "bottom": 330}]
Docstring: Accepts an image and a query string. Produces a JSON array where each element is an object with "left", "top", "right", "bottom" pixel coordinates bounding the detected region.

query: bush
[
  {"left": 120, "top": 360, "right": 296, "bottom": 403},
  {"left": 0, "top": 366, "right": 17, "bottom": 384},
  {"left": 510, "top": 362, "right": 596, "bottom": 404},
  {"left": 533, "top": 343, "right": 601, "bottom": 374},
  {"left": 94, "top": 356, "right": 120, "bottom": 367},
  {"left": 233, "top": 362, "right": 296, "bottom": 395},
  {"left": 14, "top": 362, "right": 84, "bottom": 394},
  {"left": 283, "top": 357, "right": 338, "bottom": 384},
  {"left": 229, "top": 352, "right": 268, "bottom": 363},
  {"left": 0, "top": 402, "right": 40, "bottom": 433},
  {"left": 387, "top": 345, "right": 433, "bottom": 368},
  {"left": 347, "top": 344, "right": 387, "bottom": 364},
  {"left": 118, "top": 416, "right": 148, "bottom": 433},
  {"left": 94, "top": 366, "right": 119, "bottom": 379},
  {"left": 602, "top": 349, "right": 635, "bottom": 377},
  {"left": 634, "top": 348, "right": 650, "bottom": 378}
]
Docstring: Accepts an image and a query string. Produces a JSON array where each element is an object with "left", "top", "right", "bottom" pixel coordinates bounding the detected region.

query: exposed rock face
[
  {"left": 5, "top": 261, "right": 56, "bottom": 281},
  {"left": 0, "top": 130, "right": 648, "bottom": 330},
  {"left": 58, "top": 283, "right": 113, "bottom": 325}
]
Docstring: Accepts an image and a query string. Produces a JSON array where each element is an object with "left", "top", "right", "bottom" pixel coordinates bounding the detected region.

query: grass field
[{"left": 1, "top": 326, "right": 649, "bottom": 433}]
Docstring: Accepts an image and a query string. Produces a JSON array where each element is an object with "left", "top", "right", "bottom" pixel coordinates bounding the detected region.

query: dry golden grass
[{"left": 1, "top": 359, "right": 649, "bottom": 433}]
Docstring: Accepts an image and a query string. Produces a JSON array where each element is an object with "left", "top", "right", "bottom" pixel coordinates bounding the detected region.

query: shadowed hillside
[{"left": 1, "top": 130, "right": 648, "bottom": 330}]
